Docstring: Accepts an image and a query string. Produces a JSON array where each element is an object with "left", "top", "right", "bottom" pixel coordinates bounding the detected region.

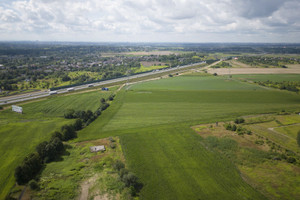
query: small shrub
[
  {"left": 234, "top": 118, "right": 245, "bottom": 124},
  {"left": 109, "top": 137, "right": 115, "bottom": 142},
  {"left": 119, "top": 168, "right": 129, "bottom": 178},
  {"left": 100, "top": 98, "right": 106, "bottom": 103},
  {"left": 255, "top": 140, "right": 264, "bottom": 145},
  {"left": 231, "top": 124, "right": 237, "bottom": 131},
  {"left": 113, "top": 160, "right": 125, "bottom": 171},
  {"left": 297, "top": 130, "right": 300, "bottom": 147},
  {"left": 110, "top": 143, "right": 116, "bottom": 149},
  {"left": 224, "top": 123, "right": 232, "bottom": 130},
  {"left": 287, "top": 157, "right": 296, "bottom": 163},
  {"left": 122, "top": 172, "right": 138, "bottom": 187},
  {"left": 29, "top": 180, "right": 39, "bottom": 190}
]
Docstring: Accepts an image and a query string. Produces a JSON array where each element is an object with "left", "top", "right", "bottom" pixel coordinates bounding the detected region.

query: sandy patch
[{"left": 207, "top": 67, "right": 300, "bottom": 75}]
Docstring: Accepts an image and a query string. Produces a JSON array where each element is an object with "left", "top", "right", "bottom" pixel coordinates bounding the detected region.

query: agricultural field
[
  {"left": 2, "top": 73, "right": 300, "bottom": 199},
  {"left": 76, "top": 75, "right": 300, "bottom": 199},
  {"left": 0, "top": 89, "right": 113, "bottom": 199}
]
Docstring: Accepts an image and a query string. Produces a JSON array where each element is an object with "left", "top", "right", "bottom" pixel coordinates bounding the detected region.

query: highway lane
[{"left": 0, "top": 61, "right": 209, "bottom": 106}]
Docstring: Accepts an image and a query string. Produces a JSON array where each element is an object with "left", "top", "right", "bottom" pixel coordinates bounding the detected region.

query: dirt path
[{"left": 78, "top": 175, "right": 99, "bottom": 200}]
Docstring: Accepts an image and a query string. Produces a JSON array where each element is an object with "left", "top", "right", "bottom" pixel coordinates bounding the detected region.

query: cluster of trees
[
  {"left": 14, "top": 119, "right": 83, "bottom": 185},
  {"left": 113, "top": 160, "right": 143, "bottom": 197},
  {"left": 14, "top": 131, "right": 67, "bottom": 185},
  {"left": 255, "top": 80, "right": 299, "bottom": 92}
]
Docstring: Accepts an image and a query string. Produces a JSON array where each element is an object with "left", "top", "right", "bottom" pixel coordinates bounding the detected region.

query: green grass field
[
  {"left": 0, "top": 90, "right": 112, "bottom": 199},
  {"left": 76, "top": 75, "right": 300, "bottom": 199},
  {"left": 2, "top": 74, "right": 300, "bottom": 199}
]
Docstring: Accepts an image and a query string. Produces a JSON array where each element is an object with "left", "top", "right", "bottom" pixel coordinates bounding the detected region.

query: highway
[{"left": 0, "top": 62, "right": 208, "bottom": 106}]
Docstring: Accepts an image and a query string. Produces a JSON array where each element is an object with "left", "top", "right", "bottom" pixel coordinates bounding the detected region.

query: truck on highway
[{"left": 49, "top": 91, "right": 57, "bottom": 95}]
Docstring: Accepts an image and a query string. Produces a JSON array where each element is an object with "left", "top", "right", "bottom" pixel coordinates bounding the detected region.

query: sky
[{"left": 0, "top": 0, "right": 299, "bottom": 43}]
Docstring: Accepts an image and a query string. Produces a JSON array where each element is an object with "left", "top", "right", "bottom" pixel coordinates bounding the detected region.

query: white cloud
[{"left": 0, "top": 0, "right": 299, "bottom": 42}]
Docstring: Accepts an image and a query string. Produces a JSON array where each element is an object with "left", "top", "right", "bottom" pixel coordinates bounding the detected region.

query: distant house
[{"left": 90, "top": 145, "right": 105, "bottom": 152}]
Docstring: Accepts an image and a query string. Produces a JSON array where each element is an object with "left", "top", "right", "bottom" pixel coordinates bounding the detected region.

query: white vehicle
[
  {"left": 49, "top": 91, "right": 57, "bottom": 95},
  {"left": 67, "top": 88, "right": 74, "bottom": 92}
]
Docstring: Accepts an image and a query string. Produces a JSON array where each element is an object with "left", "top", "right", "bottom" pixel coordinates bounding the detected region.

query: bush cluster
[
  {"left": 256, "top": 80, "right": 299, "bottom": 92},
  {"left": 224, "top": 123, "right": 251, "bottom": 135},
  {"left": 113, "top": 160, "right": 143, "bottom": 197},
  {"left": 234, "top": 118, "right": 245, "bottom": 124}
]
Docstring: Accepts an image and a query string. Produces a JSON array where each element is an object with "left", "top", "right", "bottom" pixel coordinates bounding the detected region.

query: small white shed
[{"left": 90, "top": 145, "right": 105, "bottom": 152}]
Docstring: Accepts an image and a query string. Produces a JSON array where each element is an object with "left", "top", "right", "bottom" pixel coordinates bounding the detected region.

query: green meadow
[
  {"left": 77, "top": 75, "right": 300, "bottom": 199},
  {"left": 0, "top": 90, "right": 112, "bottom": 199}
]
